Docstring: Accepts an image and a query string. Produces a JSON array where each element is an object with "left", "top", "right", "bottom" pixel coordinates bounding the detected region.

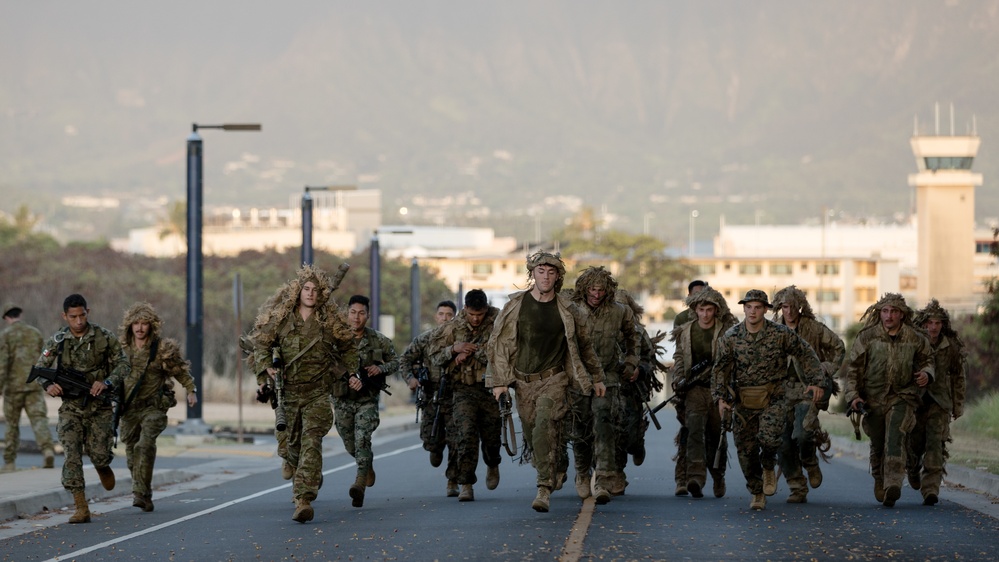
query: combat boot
[
  {"left": 806, "top": 464, "right": 823, "bottom": 489},
  {"left": 349, "top": 475, "right": 366, "bottom": 508},
  {"left": 430, "top": 450, "right": 443, "bottom": 468},
  {"left": 446, "top": 479, "right": 459, "bottom": 497},
  {"left": 68, "top": 491, "right": 91, "bottom": 523},
  {"left": 787, "top": 487, "right": 808, "bottom": 504},
  {"left": 575, "top": 471, "right": 592, "bottom": 499},
  {"left": 609, "top": 472, "right": 627, "bottom": 496},
  {"left": 532, "top": 486, "right": 551, "bottom": 512},
  {"left": 143, "top": 495, "right": 154, "bottom": 512},
  {"left": 43, "top": 448, "right": 55, "bottom": 469},
  {"left": 95, "top": 465, "right": 116, "bottom": 491},
  {"left": 593, "top": 484, "right": 611, "bottom": 505},
  {"left": 749, "top": 493, "right": 766, "bottom": 511},
  {"left": 687, "top": 480, "right": 703, "bottom": 499},
  {"left": 632, "top": 442, "right": 646, "bottom": 467},
  {"left": 882, "top": 485, "right": 901, "bottom": 507},
  {"left": 458, "top": 484, "right": 475, "bottom": 502},
  {"left": 907, "top": 468, "right": 921, "bottom": 490},
  {"left": 674, "top": 483, "right": 688, "bottom": 496},
  {"left": 132, "top": 492, "right": 149, "bottom": 511},
  {"left": 366, "top": 465, "right": 376, "bottom": 487},
  {"left": 292, "top": 497, "right": 314, "bottom": 523},
  {"left": 762, "top": 467, "right": 777, "bottom": 496},
  {"left": 873, "top": 478, "right": 885, "bottom": 503},
  {"left": 713, "top": 477, "right": 726, "bottom": 498},
  {"left": 281, "top": 461, "right": 295, "bottom": 480},
  {"left": 553, "top": 472, "right": 566, "bottom": 491},
  {"left": 923, "top": 493, "right": 938, "bottom": 506},
  {"left": 486, "top": 465, "right": 500, "bottom": 490}
]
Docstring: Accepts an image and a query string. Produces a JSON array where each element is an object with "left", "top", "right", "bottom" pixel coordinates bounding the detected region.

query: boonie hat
[
  {"left": 1, "top": 302, "right": 21, "bottom": 318},
  {"left": 737, "top": 289, "right": 772, "bottom": 308}
]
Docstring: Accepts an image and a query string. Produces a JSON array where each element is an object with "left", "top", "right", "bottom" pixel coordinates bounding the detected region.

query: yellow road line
[{"left": 561, "top": 496, "right": 595, "bottom": 562}]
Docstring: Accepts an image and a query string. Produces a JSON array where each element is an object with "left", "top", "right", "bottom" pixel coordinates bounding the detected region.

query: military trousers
[
  {"left": 615, "top": 382, "right": 648, "bottom": 471},
  {"left": 449, "top": 383, "right": 502, "bottom": 485},
  {"left": 3, "top": 390, "right": 54, "bottom": 464},
  {"left": 512, "top": 372, "right": 569, "bottom": 489},
  {"left": 120, "top": 404, "right": 168, "bottom": 497},
  {"left": 732, "top": 396, "right": 786, "bottom": 495},
  {"left": 333, "top": 396, "right": 380, "bottom": 479},
  {"left": 568, "top": 385, "right": 619, "bottom": 488},
  {"left": 862, "top": 399, "right": 916, "bottom": 492},
  {"left": 673, "top": 393, "right": 688, "bottom": 486},
  {"left": 57, "top": 399, "right": 115, "bottom": 493},
  {"left": 906, "top": 399, "right": 950, "bottom": 498},
  {"left": 778, "top": 400, "right": 819, "bottom": 492},
  {"left": 683, "top": 385, "right": 724, "bottom": 488},
  {"left": 276, "top": 390, "right": 334, "bottom": 501}
]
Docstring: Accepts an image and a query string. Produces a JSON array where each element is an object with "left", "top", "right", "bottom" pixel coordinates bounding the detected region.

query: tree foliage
[{"left": 959, "top": 228, "right": 999, "bottom": 396}]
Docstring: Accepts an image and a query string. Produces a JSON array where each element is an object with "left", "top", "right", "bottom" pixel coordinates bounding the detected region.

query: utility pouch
[{"left": 739, "top": 383, "right": 775, "bottom": 410}]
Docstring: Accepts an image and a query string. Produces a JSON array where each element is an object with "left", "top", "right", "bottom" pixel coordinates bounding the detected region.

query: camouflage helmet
[
  {"left": 913, "top": 298, "right": 958, "bottom": 339},
  {"left": 572, "top": 266, "right": 618, "bottom": 307},
  {"left": 771, "top": 285, "right": 815, "bottom": 320},
  {"left": 526, "top": 250, "right": 566, "bottom": 292},
  {"left": 686, "top": 286, "right": 733, "bottom": 319},
  {"left": 1, "top": 302, "right": 21, "bottom": 318},
  {"left": 859, "top": 292, "right": 913, "bottom": 328},
  {"left": 120, "top": 301, "right": 162, "bottom": 345}
]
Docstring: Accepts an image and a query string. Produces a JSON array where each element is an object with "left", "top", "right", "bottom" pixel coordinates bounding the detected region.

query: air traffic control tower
[{"left": 908, "top": 106, "right": 983, "bottom": 308}]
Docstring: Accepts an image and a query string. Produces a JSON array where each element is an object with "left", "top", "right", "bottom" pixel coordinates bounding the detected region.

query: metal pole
[
  {"left": 370, "top": 233, "right": 380, "bottom": 330},
  {"left": 457, "top": 279, "right": 464, "bottom": 312},
  {"left": 301, "top": 190, "right": 314, "bottom": 266},
  {"left": 410, "top": 258, "right": 420, "bottom": 338},
  {"left": 186, "top": 127, "right": 204, "bottom": 424},
  {"left": 234, "top": 272, "right": 243, "bottom": 444}
]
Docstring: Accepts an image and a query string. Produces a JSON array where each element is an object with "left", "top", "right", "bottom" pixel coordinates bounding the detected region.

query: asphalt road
[{"left": 1, "top": 414, "right": 998, "bottom": 561}]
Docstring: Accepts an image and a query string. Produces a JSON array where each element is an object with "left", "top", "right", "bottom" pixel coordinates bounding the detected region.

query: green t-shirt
[
  {"left": 691, "top": 322, "right": 715, "bottom": 375},
  {"left": 514, "top": 294, "right": 567, "bottom": 374}
]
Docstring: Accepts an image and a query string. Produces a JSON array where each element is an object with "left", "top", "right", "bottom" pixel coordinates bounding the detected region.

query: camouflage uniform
[
  {"left": 670, "top": 307, "right": 694, "bottom": 493},
  {"left": 399, "top": 329, "right": 454, "bottom": 471},
  {"left": 488, "top": 291, "right": 605, "bottom": 492},
  {"left": 907, "top": 300, "right": 967, "bottom": 504},
  {"left": 772, "top": 286, "right": 845, "bottom": 501},
  {"left": 713, "top": 308, "right": 822, "bottom": 497},
  {"left": 844, "top": 293, "right": 935, "bottom": 506},
  {"left": 566, "top": 268, "right": 639, "bottom": 499},
  {"left": 36, "top": 323, "right": 129, "bottom": 493},
  {"left": 671, "top": 288, "right": 737, "bottom": 497},
  {"left": 1, "top": 317, "right": 54, "bottom": 467},
  {"left": 247, "top": 265, "right": 354, "bottom": 521},
  {"left": 333, "top": 326, "right": 398, "bottom": 485},
  {"left": 429, "top": 306, "right": 501, "bottom": 487},
  {"left": 118, "top": 303, "right": 196, "bottom": 507}
]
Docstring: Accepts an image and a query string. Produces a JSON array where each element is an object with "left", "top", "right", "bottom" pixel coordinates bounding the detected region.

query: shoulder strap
[{"left": 123, "top": 339, "right": 159, "bottom": 409}]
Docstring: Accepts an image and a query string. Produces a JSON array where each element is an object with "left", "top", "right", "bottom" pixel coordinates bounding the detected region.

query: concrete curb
[{"left": 829, "top": 435, "right": 999, "bottom": 498}]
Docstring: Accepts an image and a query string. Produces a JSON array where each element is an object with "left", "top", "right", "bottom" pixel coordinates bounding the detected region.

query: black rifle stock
[
  {"left": 271, "top": 347, "right": 287, "bottom": 432},
  {"left": 413, "top": 364, "right": 430, "bottom": 423},
  {"left": 499, "top": 392, "right": 518, "bottom": 456},
  {"left": 430, "top": 372, "right": 448, "bottom": 438},
  {"left": 635, "top": 379, "right": 667, "bottom": 430},
  {"left": 28, "top": 365, "right": 119, "bottom": 406},
  {"left": 713, "top": 407, "right": 732, "bottom": 470}
]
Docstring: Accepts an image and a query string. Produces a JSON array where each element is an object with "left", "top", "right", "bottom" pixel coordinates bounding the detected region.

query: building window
[
  {"left": 696, "top": 263, "right": 717, "bottom": 275},
  {"left": 472, "top": 263, "right": 493, "bottom": 276},
  {"left": 769, "top": 263, "right": 793, "bottom": 275},
  {"left": 855, "top": 287, "right": 876, "bottom": 302},
  {"left": 724, "top": 263, "right": 731, "bottom": 271},
  {"left": 817, "top": 262, "right": 839, "bottom": 275},
  {"left": 976, "top": 241, "right": 994, "bottom": 254},
  {"left": 739, "top": 263, "right": 762, "bottom": 275},
  {"left": 800, "top": 262, "right": 809, "bottom": 271},
  {"left": 817, "top": 290, "right": 840, "bottom": 303},
  {"left": 925, "top": 156, "right": 973, "bottom": 171},
  {"left": 855, "top": 261, "right": 877, "bottom": 276}
]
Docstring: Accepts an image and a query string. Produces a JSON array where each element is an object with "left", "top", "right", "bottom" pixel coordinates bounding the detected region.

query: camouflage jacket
[
  {"left": 580, "top": 299, "right": 639, "bottom": 388},
  {"left": 673, "top": 307, "right": 695, "bottom": 331},
  {"left": 782, "top": 316, "right": 845, "bottom": 400},
  {"left": 36, "top": 323, "right": 130, "bottom": 402},
  {"left": 123, "top": 337, "right": 195, "bottom": 408},
  {"left": 336, "top": 326, "right": 398, "bottom": 401},
  {"left": 671, "top": 316, "right": 738, "bottom": 388},
  {"left": 398, "top": 328, "right": 443, "bottom": 384},
  {"left": 844, "top": 323, "right": 935, "bottom": 409},
  {"left": 0, "top": 321, "right": 45, "bottom": 395},
  {"left": 923, "top": 334, "right": 967, "bottom": 417},
  {"left": 486, "top": 291, "right": 605, "bottom": 394},
  {"left": 713, "top": 320, "right": 823, "bottom": 403},
  {"left": 253, "top": 311, "right": 349, "bottom": 393},
  {"left": 429, "top": 306, "right": 499, "bottom": 386}
]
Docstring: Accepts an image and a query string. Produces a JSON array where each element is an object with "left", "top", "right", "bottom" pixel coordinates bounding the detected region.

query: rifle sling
[{"left": 123, "top": 339, "right": 159, "bottom": 411}]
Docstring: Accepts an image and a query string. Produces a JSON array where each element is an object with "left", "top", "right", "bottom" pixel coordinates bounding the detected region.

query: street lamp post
[
  {"left": 301, "top": 184, "right": 357, "bottom": 266},
  {"left": 410, "top": 258, "right": 421, "bottom": 336},
  {"left": 689, "top": 210, "right": 699, "bottom": 256},
  {"left": 369, "top": 229, "right": 414, "bottom": 331},
  {"left": 184, "top": 122, "right": 260, "bottom": 433}
]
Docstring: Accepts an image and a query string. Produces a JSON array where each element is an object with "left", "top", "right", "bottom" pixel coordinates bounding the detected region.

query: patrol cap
[
  {"left": 1, "top": 302, "right": 21, "bottom": 318},
  {"left": 737, "top": 289, "right": 772, "bottom": 308}
]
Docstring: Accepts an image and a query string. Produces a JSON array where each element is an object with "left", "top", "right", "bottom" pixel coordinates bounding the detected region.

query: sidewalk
[{"left": 0, "top": 403, "right": 420, "bottom": 522}]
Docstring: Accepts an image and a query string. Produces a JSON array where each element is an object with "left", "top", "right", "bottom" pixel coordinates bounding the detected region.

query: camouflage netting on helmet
[
  {"left": 858, "top": 292, "right": 913, "bottom": 329},
  {"left": 670, "top": 287, "right": 736, "bottom": 341},
  {"left": 525, "top": 250, "right": 566, "bottom": 293},
  {"left": 246, "top": 264, "right": 353, "bottom": 349},
  {"left": 570, "top": 266, "right": 617, "bottom": 308},
  {"left": 771, "top": 285, "right": 815, "bottom": 321},
  {"left": 914, "top": 298, "right": 962, "bottom": 342},
  {"left": 119, "top": 302, "right": 162, "bottom": 347}
]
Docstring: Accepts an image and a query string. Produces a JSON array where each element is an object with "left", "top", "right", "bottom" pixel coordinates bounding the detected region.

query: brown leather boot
[
  {"left": 96, "top": 466, "right": 116, "bottom": 491},
  {"left": 366, "top": 466, "right": 376, "bottom": 487},
  {"left": 292, "top": 498, "right": 314, "bottom": 523},
  {"left": 349, "top": 475, "right": 366, "bottom": 508},
  {"left": 69, "top": 491, "right": 91, "bottom": 523},
  {"left": 486, "top": 466, "right": 500, "bottom": 490},
  {"left": 43, "top": 448, "right": 55, "bottom": 469}
]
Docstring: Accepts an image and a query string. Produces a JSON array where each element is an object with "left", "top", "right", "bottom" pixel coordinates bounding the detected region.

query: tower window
[{"left": 925, "top": 156, "right": 973, "bottom": 171}]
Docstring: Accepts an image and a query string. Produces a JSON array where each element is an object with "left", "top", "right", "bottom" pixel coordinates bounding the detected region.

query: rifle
[
  {"left": 29, "top": 365, "right": 120, "bottom": 406},
  {"left": 499, "top": 391, "right": 518, "bottom": 456},
  {"left": 412, "top": 364, "right": 430, "bottom": 423},
  {"left": 635, "top": 379, "right": 668, "bottom": 430},
  {"left": 270, "top": 347, "right": 288, "bottom": 432},
  {"left": 347, "top": 362, "right": 393, "bottom": 396},
  {"left": 430, "top": 371, "right": 448, "bottom": 438}
]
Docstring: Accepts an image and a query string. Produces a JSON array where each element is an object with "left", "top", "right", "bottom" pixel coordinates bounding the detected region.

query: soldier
[
  {"left": 845, "top": 293, "right": 934, "bottom": 507},
  {"left": 771, "top": 286, "right": 845, "bottom": 503},
  {"left": 566, "top": 267, "right": 639, "bottom": 504},
  {"left": 401, "top": 300, "right": 457, "bottom": 495},
  {"left": 1, "top": 303, "right": 55, "bottom": 471},
  {"left": 335, "top": 294, "right": 399, "bottom": 508},
  {"left": 246, "top": 265, "right": 354, "bottom": 522},
  {"left": 670, "top": 279, "right": 706, "bottom": 496},
  {"left": 487, "top": 250, "right": 606, "bottom": 512},
  {"left": 429, "top": 289, "right": 501, "bottom": 502},
  {"left": 36, "top": 294, "right": 129, "bottom": 524},
  {"left": 714, "top": 290, "right": 824, "bottom": 511},
  {"left": 670, "top": 287, "right": 737, "bottom": 499},
  {"left": 907, "top": 299, "right": 966, "bottom": 506},
  {"left": 118, "top": 302, "right": 198, "bottom": 512}
]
